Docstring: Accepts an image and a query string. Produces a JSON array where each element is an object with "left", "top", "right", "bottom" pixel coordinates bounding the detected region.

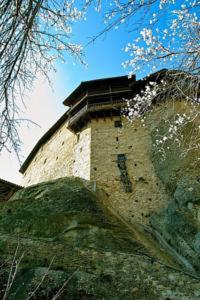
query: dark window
[
  {"left": 44, "top": 158, "right": 47, "bottom": 164},
  {"left": 116, "top": 137, "right": 119, "bottom": 142},
  {"left": 117, "top": 154, "right": 126, "bottom": 162},
  {"left": 115, "top": 120, "right": 122, "bottom": 128}
]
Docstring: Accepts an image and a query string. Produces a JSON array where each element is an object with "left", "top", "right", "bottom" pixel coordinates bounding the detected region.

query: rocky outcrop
[
  {"left": 148, "top": 101, "right": 200, "bottom": 274},
  {"left": 0, "top": 177, "right": 200, "bottom": 299}
]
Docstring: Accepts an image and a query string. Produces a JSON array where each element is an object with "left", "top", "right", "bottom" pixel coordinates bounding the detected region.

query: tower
[{"left": 20, "top": 74, "right": 167, "bottom": 223}]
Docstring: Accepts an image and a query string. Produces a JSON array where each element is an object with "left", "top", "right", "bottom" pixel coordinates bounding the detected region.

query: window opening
[{"left": 115, "top": 120, "right": 122, "bottom": 128}]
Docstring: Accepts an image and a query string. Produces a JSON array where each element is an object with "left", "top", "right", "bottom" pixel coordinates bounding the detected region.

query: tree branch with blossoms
[
  {"left": 92, "top": 0, "right": 199, "bottom": 157},
  {"left": 0, "top": 0, "right": 86, "bottom": 158}
]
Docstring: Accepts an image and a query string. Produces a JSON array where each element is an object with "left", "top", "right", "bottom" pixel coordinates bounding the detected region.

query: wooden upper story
[{"left": 63, "top": 75, "right": 136, "bottom": 131}]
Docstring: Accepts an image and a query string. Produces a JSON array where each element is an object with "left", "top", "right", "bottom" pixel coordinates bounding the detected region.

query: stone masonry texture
[{"left": 22, "top": 103, "right": 171, "bottom": 224}]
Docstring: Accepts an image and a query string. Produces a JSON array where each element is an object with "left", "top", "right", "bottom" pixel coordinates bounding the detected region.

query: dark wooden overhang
[
  {"left": 65, "top": 75, "right": 136, "bottom": 132},
  {"left": 0, "top": 178, "right": 22, "bottom": 202},
  {"left": 63, "top": 75, "right": 136, "bottom": 107},
  {"left": 67, "top": 89, "right": 134, "bottom": 132}
]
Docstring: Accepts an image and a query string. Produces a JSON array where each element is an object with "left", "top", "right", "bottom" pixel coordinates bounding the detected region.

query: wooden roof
[
  {"left": 63, "top": 75, "right": 136, "bottom": 106},
  {"left": 0, "top": 178, "right": 22, "bottom": 202}
]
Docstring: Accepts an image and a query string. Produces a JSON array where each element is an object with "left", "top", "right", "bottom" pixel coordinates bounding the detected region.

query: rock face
[
  {"left": 0, "top": 177, "right": 200, "bottom": 299},
  {"left": 147, "top": 101, "right": 200, "bottom": 274}
]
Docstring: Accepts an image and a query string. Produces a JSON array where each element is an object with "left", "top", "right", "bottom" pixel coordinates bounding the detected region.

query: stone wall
[
  {"left": 21, "top": 100, "right": 199, "bottom": 225},
  {"left": 22, "top": 121, "right": 91, "bottom": 186},
  {"left": 73, "top": 127, "right": 91, "bottom": 180},
  {"left": 22, "top": 107, "right": 171, "bottom": 224},
  {"left": 90, "top": 116, "right": 168, "bottom": 224}
]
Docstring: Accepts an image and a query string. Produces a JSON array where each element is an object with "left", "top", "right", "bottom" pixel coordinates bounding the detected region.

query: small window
[
  {"left": 114, "top": 120, "right": 122, "bottom": 128},
  {"left": 44, "top": 158, "right": 47, "bottom": 164},
  {"left": 117, "top": 154, "right": 126, "bottom": 162},
  {"left": 116, "top": 137, "right": 119, "bottom": 142}
]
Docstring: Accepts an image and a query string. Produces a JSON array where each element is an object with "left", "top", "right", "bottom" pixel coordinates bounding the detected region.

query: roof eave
[{"left": 63, "top": 75, "right": 136, "bottom": 106}]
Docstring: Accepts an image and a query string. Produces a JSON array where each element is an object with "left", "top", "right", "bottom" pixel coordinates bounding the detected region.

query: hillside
[{"left": 0, "top": 176, "right": 199, "bottom": 299}]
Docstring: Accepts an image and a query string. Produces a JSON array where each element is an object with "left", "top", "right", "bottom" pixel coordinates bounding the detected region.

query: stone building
[{"left": 20, "top": 72, "right": 169, "bottom": 223}]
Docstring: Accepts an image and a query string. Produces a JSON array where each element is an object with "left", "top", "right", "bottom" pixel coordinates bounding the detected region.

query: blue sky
[{"left": 56, "top": 6, "right": 136, "bottom": 94}]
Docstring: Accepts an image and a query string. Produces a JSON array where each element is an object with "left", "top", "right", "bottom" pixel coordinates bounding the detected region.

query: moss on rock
[{"left": 0, "top": 177, "right": 200, "bottom": 299}]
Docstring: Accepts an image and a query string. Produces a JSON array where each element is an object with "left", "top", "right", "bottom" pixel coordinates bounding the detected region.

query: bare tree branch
[{"left": 0, "top": 0, "right": 85, "bottom": 158}]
